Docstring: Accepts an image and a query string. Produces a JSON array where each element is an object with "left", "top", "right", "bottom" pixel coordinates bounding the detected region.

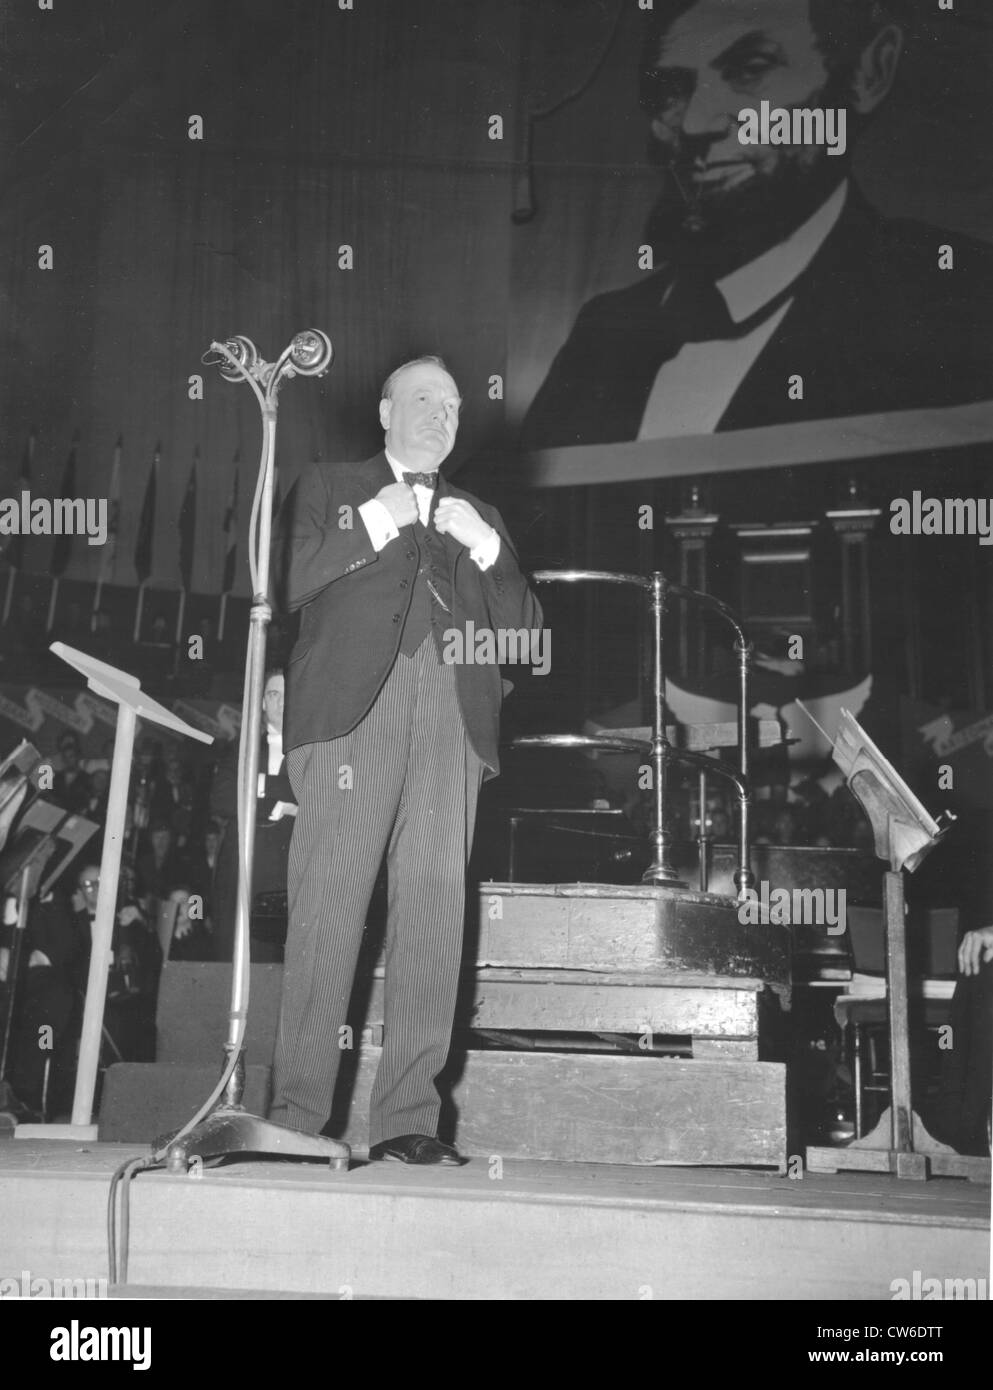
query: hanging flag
[
  {"left": 221, "top": 456, "right": 239, "bottom": 594},
  {"left": 97, "top": 435, "right": 123, "bottom": 587},
  {"left": 178, "top": 448, "right": 198, "bottom": 591},
  {"left": 134, "top": 444, "right": 159, "bottom": 584},
  {"left": 50, "top": 433, "right": 79, "bottom": 577},
  {"left": 5, "top": 429, "right": 35, "bottom": 572}
]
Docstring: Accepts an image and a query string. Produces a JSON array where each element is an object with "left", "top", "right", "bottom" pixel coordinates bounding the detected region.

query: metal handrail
[
  {"left": 513, "top": 733, "right": 649, "bottom": 755},
  {"left": 532, "top": 568, "right": 650, "bottom": 589},
  {"left": 513, "top": 569, "right": 754, "bottom": 897}
]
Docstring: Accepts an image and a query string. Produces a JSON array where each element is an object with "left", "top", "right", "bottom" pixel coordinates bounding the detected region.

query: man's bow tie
[{"left": 402, "top": 470, "right": 440, "bottom": 490}]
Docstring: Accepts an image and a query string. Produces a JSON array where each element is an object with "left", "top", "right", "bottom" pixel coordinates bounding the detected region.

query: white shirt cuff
[
  {"left": 358, "top": 499, "right": 399, "bottom": 552},
  {"left": 470, "top": 529, "right": 501, "bottom": 571}
]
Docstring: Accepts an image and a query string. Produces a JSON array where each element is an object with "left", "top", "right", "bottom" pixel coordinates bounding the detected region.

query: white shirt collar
[
  {"left": 385, "top": 449, "right": 440, "bottom": 486},
  {"left": 717, "top": 181, "right": 849, "bottom": 325}
]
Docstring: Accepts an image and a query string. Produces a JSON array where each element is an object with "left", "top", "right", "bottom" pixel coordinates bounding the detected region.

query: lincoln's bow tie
[{"left": 401, "top": 470, "right": 440, "bottom": 489}]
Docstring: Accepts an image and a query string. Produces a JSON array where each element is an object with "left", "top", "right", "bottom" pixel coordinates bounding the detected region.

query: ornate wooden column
[
  {"left": 664, "top": 485, "right": 719, "bottom": 682},
  {"left": 825, "top": 504, "right": 881, "bottom": 672}
]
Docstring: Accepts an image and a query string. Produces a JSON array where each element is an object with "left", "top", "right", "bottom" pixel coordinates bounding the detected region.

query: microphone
[
  {"left": 288, "top": 329, "right": 333, "bottom": 377},
  {"left": 204, "top": 329, "right": 334, "bottom": 393},
  {"left": 203, "top": 335, "right": 259, "bottom": 382}
]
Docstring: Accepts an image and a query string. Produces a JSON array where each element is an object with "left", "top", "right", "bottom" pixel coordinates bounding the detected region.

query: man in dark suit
[
  {"left": 210, "top": 668, "right": 296, "bottom": 962},
  {"left": 522, "top": 0, "right": 993, "bottom": 451},
  {"left": 942, "top": 924, "right": 993, "bottom": 1156},
  {"left": 270, "top": 356, "right": 542, "bottom": 1164},
  {"left": 52, "top": 733, "right": 92, "bottom": 817}
]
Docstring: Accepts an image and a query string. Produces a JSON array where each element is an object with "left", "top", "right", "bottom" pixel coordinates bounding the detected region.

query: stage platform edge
[{"left": 0, "top": 1138, "right": 987, "bottom": 1301}]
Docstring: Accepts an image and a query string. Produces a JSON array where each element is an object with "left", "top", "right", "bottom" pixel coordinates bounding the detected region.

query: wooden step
[
  {"left": 100, "top": 1047, "right": 786, "bottom": 1168},
  {"left": 478, "top": 882, "right": 791, "bottom": 986}
]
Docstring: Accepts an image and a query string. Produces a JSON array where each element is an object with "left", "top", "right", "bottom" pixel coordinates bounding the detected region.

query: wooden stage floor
[{"left": 1, "top": 1135, "right": 988, "bottom": 1300}]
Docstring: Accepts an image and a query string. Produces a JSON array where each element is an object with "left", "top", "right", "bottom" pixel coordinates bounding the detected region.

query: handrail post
[
  {"left": 735, "top": 636, "right": 755, "bottom": 897},
  {"left": 642, "top": 573, "right": 685, "bottom": 886}
]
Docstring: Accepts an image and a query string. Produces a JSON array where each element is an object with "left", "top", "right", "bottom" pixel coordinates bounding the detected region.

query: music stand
[
  {"left": 15, "top": 644, "right": 213, "bottom": 1141},
  {"left": 806, "top": 710, "right": 989, "bottom": 1181},
  {"left": 1, "top": 800, "right": 100, "bottom": 900}
]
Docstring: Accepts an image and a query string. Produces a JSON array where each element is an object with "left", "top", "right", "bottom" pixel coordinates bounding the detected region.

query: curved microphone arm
[
  {"left": 201, "top": 329, "right": 333, "bottom": 412},
  {"left": 202, "top": 338, "right": 267, "bottom": 410}
]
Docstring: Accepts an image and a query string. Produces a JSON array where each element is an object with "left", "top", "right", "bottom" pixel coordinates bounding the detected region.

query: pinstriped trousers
[{"left": 269, "top": 636, "right": 484, "bottom": 1144}]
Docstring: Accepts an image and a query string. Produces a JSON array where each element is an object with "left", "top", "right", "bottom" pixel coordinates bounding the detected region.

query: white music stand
[{"left": 15, "top": 643, "right": 213, "bottom": 1141}]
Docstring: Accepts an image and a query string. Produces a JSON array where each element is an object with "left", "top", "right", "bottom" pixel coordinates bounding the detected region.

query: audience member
[
  {"left": 186, "top": 819, "right": 222, "bottom": 924},
  {"left": 4, "top": 861, "right": 158, "bottom": 1118},
  {"left": 159, "top": 752, "right": 195, "bottom": 846},
  {"left": 82, "top": 766, "right": 110, "bottom": 824},
  {"left": 51, "top": 733, "right": 92, "bottom": 815},
  {"left": 156, "top": 884, "right": 214, "bottom": 963},
  {"left": 134, "top": 822, "right": 188, "bottom": 912}
]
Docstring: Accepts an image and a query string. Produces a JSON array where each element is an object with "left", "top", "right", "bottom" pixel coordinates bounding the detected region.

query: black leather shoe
[{"left": 368, "top": 1134, "right": 465, "bottom": 1166}]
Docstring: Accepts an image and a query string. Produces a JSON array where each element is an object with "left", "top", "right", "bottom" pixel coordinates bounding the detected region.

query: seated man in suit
[
  {"left": 185, "top": 819, "right": 222, "bottom": 928},
  {"left": 522, "top": 0, "right": 993, "bottom": 451},
  {"left": 210, "top": 668, "right": 296, "bottom": 963},
  {"left": 52, "top": 733, "right": 92, "bottom": 816},
  {"left": 9, "top": 862, "right": 158, "bottom": 1117},
  {"left": 133, "top": 822, "right": 188, "bottom": 917},
  {"left": 270, "top": 355, "right": 542, "bottom": 1164}
]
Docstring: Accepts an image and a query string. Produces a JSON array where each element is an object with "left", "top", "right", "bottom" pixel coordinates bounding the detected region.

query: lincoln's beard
[{"left": 644, "top": 79, "right": 856, "bottom": 275}]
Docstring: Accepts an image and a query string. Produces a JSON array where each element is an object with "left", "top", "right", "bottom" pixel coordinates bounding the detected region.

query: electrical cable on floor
[{"left": 107, "top": 1155, "right": 161, "bottom": 1285}]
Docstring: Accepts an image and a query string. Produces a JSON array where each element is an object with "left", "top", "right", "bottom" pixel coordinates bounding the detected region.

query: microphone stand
[{"left": 157, "top": 330, "right": 349, "bottom": 1174}]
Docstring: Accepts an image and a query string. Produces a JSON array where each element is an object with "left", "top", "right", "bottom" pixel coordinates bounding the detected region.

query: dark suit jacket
[
  {"left": 521, "top": 189, "right": 993, "bottom": 449},
  {"left": 52, "top": 769, "right": 92, "bottom": 816},
  {"left": 279, "top": 452, "right": 541, "bottom": 778}
]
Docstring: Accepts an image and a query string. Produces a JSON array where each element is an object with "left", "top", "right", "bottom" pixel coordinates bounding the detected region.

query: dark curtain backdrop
[
  {"left": 1, "top": 0, "right": 990, "bottom": 595},
  {"left": 1, "top": 0, "right": 519, "bottom": 594}
]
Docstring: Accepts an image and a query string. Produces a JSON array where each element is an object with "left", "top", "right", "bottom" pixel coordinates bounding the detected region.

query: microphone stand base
[{"left": 157, "top": 1108, "right": 350, "bottom": 1174}]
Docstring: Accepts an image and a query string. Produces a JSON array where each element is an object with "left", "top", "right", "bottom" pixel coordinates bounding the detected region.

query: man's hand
[
  {"left": 375, "top": 482, "right": 418, "bottom": 528},
  {"left": 434, "top": 498, "right": 495, "bottom": 550},
  {"left": 958, "top": 925, "right": 993, "bottom": 976}
]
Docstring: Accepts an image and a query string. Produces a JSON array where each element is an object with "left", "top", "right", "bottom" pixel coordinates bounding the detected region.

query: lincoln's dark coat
[{"left": 522, "top": 190, "right": 993, "bottom": 450}]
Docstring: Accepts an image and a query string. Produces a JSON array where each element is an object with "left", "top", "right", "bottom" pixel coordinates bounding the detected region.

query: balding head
[{"left": 378, "top": 359, "right": 462, "bottom": 472}]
